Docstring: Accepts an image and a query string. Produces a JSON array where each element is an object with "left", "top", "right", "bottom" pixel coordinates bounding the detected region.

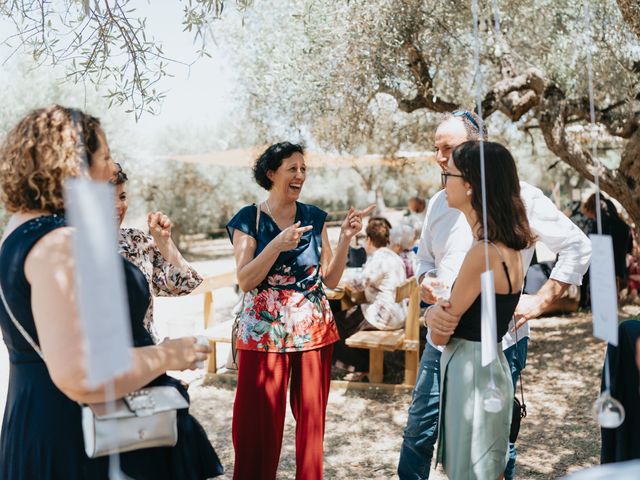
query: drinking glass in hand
[{"left": 426, "top": 269, "right": 451, "bottom": 301}]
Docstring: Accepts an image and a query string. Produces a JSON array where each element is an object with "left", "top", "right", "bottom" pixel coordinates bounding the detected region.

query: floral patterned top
[
  {"left": 226, "top": 202, "right": 339, "bottom": 353},
  {"left": 118, "top": 227, "right": 203, "bottom": 342}
]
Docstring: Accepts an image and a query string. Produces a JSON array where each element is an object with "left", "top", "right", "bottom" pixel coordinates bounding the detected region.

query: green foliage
[
  {"left": 0, "top": 0, "right": 251, "bottom": 119},
  {"left": 223, "top": 0, "right": 637, "bottom": 147},
  {"left": 139, "top": 160, "right": 259, "bottom": 237},
  {"left": 217, "top": 0, "right": 639, "bottom": 218}
]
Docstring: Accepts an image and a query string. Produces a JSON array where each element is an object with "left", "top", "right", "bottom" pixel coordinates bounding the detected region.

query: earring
[{"left": 466, "top": 189, "right": 472, "bottom": 196}]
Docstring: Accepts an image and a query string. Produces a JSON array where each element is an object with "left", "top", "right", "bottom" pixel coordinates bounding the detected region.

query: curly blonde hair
[{"left": 0, "top": 105, "right": 103, "bottom": 214}]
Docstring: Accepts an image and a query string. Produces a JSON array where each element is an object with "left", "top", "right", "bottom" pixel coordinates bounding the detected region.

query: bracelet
[{"left": 421, "top": 305, "right": 435, "bottom": 328}]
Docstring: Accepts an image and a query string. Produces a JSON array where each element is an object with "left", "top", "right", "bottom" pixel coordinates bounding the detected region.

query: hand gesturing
[
  {"left": 276, "top": 221, "right": 314, "bottom": 252},
  {"left": 341, "top": 204, "right": 376, "bottom": 239},
  {"left": 148, "top": 211, "right": 172, "bottom": 242}
]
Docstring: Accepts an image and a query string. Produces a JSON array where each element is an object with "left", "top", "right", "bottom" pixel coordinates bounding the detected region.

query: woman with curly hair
[
  {"left": 227, "top": 142, "right": 374, "bottom": 479},
  {"left": 0, "top": 105, "right": 222, "bottom": 479}
]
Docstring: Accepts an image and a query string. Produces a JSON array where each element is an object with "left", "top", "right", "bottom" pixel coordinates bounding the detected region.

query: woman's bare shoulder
[{"left": 25, "top": 226, "right": 75, "bottom": 282}]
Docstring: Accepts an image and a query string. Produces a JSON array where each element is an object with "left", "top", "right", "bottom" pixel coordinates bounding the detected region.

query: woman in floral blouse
[
  {"left": 226, "top": 142, "right": 373, "bottom": 480},
  {"left": 112, "top": 164, "right": 203, "bottom": 341}
]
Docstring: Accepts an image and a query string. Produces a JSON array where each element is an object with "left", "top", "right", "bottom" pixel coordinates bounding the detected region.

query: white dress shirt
[{"left": 417, "top": 181, "right": 592, "bottom": 350}]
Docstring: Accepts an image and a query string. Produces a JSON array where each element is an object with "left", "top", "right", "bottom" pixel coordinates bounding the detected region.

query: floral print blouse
[
  {"left": 118, "top": 227, "right": 203, "bottom": 342},
  {"left": 226, "top": 202, "right": 339, "bottom": 353}
]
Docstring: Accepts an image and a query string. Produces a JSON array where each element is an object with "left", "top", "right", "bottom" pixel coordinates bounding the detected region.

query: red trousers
[{"left": 232, "top": 344, "right": 333, "bottom": 480}]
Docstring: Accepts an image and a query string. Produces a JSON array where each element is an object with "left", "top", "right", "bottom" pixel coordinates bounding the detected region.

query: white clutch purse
[
  {"left": 0, "top": 281, "right": 189, "bottom": 459},
  {"left": 81, "top": 386, "right": 189, "bottom": 458}
]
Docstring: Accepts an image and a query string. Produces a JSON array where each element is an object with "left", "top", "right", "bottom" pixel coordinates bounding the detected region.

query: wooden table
[{"left": 325, "top": 285, "right": 366, "bottom": 310}]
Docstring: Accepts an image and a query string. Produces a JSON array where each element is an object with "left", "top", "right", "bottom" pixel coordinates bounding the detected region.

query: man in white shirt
[{"left": 397, "top": 111, "right": 592, "bottom": 480}]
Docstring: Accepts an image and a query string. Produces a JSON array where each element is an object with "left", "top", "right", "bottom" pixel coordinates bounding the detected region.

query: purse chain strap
[{"left": 0, "top": 278, "right": 45, "bottom": 361}]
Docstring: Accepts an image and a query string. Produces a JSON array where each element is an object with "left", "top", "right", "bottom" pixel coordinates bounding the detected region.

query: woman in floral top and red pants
[{"left": 227, "top": 142, "right": 373, "bottom": 480}]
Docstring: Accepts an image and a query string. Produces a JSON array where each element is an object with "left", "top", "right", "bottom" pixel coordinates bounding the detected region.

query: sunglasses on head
[{"left": 453, "top": 110, "right": 480, "bottom": 132}]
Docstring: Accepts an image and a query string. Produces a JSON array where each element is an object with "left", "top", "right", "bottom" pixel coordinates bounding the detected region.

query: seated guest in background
[
  {"left": 333, "top": 217, "right": 407, "bottom": 380},
  {"left": 112, "top": 163, "right": 203, "bottom": 341},
  {"left": 580, "top": 193, "right": 632, "bottom": 307},
  {"left": 347, "top": 233, "right": 367, "bottom": 268},
  {"left": 390, "top": 223, "right": 417, "bottom": 278},
  {"left": 626, "top": 235, "right": 640, "bottom": 304},
  {"left": 405, "top": 196, "right": 427, "bottom": 237}
]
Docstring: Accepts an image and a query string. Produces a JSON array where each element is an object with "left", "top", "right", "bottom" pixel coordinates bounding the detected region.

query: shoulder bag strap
[
  {"left": 513, "top": 256, "right": 527, "bottom": 417},
  {"left": 231, "top": 203, "right": 261, "bottom": 366},
  {"left": 513, "top": 322, "right": 527, "bottom": 417},
  {"left": 0, "top": 279, "right": 45, "bottom": 360},
  {"left": 255, "top": 202, "right": 261, "bottom": 232}
]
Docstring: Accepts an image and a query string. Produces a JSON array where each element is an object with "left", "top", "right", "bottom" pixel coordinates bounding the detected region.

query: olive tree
[{"left": 222, "top": 0, "right": 640, "bottom": 228}]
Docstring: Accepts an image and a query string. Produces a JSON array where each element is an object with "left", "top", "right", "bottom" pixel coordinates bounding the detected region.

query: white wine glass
[
  {"left": 425, "top": 269, "right": 451, "bottom": 301},
  {"left": 593, "top": 390, "right": 625, "bottom": 429}
]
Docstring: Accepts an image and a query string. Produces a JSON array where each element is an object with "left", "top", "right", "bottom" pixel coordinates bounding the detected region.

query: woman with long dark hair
[{"left": 431, "top": 141, "right": 535, "bottom": 479}]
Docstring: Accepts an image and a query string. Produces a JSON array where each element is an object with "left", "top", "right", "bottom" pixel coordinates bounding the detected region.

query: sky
[{"left": 0, "top": 1, "right": 238, "bottom": 136}]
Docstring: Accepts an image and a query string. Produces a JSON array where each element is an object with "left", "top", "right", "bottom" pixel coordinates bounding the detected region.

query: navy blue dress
[{"left": 0, "top": 215, "right": 223, "bottom": 480}]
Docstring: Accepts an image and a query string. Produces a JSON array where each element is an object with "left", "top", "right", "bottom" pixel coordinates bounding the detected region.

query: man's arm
[
  {"left": 514, "top": 279, "right": 569, "bottom": 327},
  {"left": 415, "top": 194, "right": 438, "bottom": 284},
  {"left": 515, "top": 183, "right": 592, "bottom": 324},
  {"left": 416, "top": 191, "right": 473, "bottom": 303}
]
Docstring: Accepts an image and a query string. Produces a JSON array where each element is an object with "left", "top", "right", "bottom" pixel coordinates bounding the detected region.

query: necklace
[
  {"left": 265, "top": 199, "right": 296, "bottom": 228},
  {"left": 264, "top": 199, "right": 274, "bottom": 218}
]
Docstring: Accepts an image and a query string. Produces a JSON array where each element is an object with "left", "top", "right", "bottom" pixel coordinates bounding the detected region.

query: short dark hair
[
  {"left": 253, "top": 142, "right": 305, "bottom": 190},
  {"left": 408, "top": 196, "right": 426, "bottom": 212},
  {"left": 366, "top": 217, "right": 391, "bottom": 248},
  {"left": 110, "top": 162, "right": 128, "bottom": 186},
  {"left": 452, "top": 141, "right": 535, "bottom": 250}
]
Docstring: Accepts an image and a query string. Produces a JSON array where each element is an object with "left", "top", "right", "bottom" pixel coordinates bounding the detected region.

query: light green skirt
[{"left": 436, "top": 338, "right": 513, "bottom": 480}]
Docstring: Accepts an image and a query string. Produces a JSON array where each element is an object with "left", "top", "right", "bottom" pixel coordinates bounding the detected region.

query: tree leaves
[{"left": 0, "top": 0, "right": 251, "bottom": 120}]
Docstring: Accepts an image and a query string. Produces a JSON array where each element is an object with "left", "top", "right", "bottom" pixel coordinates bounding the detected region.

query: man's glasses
[
  {"left": 453, "top": 110, "right": 480, "bottom": 132},
  {"left": 441, "top": 171, "right": 464, "bottom": 187}
]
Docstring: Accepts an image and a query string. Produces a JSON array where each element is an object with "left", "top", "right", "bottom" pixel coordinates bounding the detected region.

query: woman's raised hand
[
  {"left": 341, "top": 205, "right": 376, "bottom": 239},
  {"left": 159, "top": 336, "right": 211, "bottom": 371},
  {"left": 274, "top": 221, "right": 313, "bottom": 252},
  {"left": 148, "top": 211, "right": 172, "bottom": 242}
]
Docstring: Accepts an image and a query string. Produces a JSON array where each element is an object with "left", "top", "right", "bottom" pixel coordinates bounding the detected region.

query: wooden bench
[
  {"left": 190, "top": 271, "right": 237, "bottom": 329},
  {"left": 189, "top": 271, "right": 237, "bottom": 373},
  {"left": 345, "top": 277, "right": 421, "bottom": 386},
  {"left": 204, "top": 318, "right": 235, "bottom": 374}
]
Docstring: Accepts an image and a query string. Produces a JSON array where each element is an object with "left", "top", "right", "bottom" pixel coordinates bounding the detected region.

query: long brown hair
[{"left": 452, "top": 141, "right": 536, "bottom": 250}]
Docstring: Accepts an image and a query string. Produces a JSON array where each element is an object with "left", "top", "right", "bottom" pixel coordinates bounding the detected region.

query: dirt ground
[
  {"left": 188, "top": 309, "right": 634, "bottom": 480},
  {"left": 0, "top": 253, "right": 629, "bottom": 479}
]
